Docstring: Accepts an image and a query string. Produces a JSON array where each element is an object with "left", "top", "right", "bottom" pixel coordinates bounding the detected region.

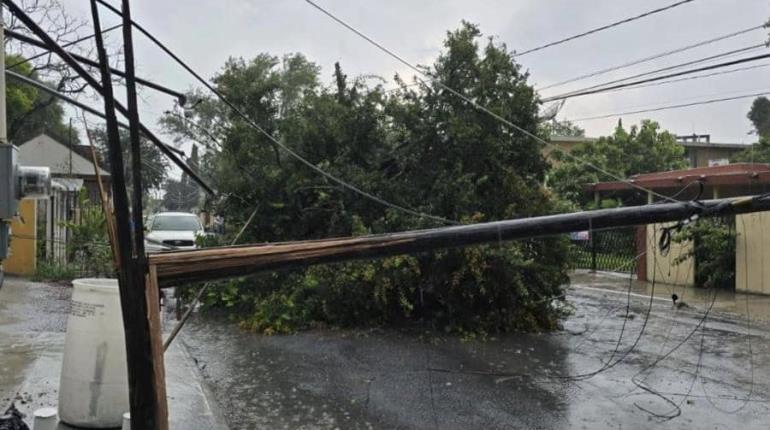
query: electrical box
[
  {"left": 0, "top": 144, "right": 18, "bottom": 220},
  {"left": 1, "top": 144, "right": 51, "bottom": 261}
]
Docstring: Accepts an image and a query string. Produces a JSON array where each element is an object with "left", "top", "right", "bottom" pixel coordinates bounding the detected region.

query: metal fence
[
  {"left": 34, "top": 199, "right": 114, "bottom": 280},
  {"left": 568, "top": 227, "right": 638, "bottom": 273}
]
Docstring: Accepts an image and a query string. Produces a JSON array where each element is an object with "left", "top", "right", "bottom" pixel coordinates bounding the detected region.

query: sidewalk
[{"left": 0, "top": 276, "right": 228, "bottom": 429}]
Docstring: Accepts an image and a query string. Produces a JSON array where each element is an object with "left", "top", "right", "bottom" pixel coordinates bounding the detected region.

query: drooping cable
[
  {"left": 303, "top": 0, "right": 680, "bottom": 204},
  {"left": 570, "top": 90, "right": 770, "bottom": 122},
  {"left": 513, "top": 0, "right": 697, "bottom": 57},
  {"left": 538, "top": 24, "right": 765, "bottom": 91},
  {"left": 542, "top": 49, "right": 770, "bottom": 102},
  {"left": 6, "top": 23, "right": 122, "bottom": 70},
  {"left": 93, "top": 0, "right": 457, "bottom": 226}
]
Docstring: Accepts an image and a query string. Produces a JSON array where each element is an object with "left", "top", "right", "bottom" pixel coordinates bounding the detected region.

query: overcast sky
[{"left": 56, "top": 0, "right": 769, "bottom": 151}]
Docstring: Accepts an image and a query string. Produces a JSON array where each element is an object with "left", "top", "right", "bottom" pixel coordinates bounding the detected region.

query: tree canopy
[
  {"left": 89, "top": 126, "right": 169, "bottom": 200},
  {"left": 731, "top": 96, "right": 770, "bottom": 163},
  {"left": 5, "top": 53, "right": 74, "bottom": 145},
  {"left": 163, "top": 22, "right": 569, "bottom": 334},
  {"left": 747, "top": 96, "right": 770, "bottom": 139},
  {"left": 549, "top": 120, "right": 687, "bottom": 206}
]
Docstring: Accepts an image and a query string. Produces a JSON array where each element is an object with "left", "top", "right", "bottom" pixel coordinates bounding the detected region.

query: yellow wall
[
  {"left": 736, "top": 212, "right": 770, "bottom": 295},
  {"left": 646, "top": 223, "right": 694, "bottom": 286},
  {"left": 4, "top": 200, "right": 37, "bottom": 275}
]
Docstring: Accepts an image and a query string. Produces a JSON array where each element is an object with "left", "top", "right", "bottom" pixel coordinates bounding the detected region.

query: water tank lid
[
  {"left": 34, "top": 407, "right": 58, "bottom": 418},
  {"left": 72, "top": 278, "right": 119, "bottom": 293}
]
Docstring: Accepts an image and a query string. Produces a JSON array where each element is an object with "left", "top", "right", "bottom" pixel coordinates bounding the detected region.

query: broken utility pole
[{"left": 149, "top": 195, "right": 770, "bottom": 287}]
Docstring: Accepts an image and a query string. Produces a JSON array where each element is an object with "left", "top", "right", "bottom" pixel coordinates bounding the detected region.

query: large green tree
[
  {"left": 162, "top": 24, "right": 569, "bottom": 334},
  {"left": 5, "top": 53, "right": 74, "bottom": 145},
  {"left": 162, "top": 145, "right": 200, "bottom": 211},
  {"left": 550, "top": 120, "right": 687, "bottom": 205},
  {"left": 731, "top": 97, "right": 770, "bottom": 163},
  {"left": 89, "top": 127, "right": 169, "bottom": 200},
  {"left": 747, "top": 96, "right": 770, "bottom": 139}
]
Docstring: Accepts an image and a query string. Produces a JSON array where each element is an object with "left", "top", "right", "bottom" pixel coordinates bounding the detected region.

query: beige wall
[
  {"left": 736, "top": 212, "right": 770, "bottom": 295},
  {"left": 646, "top": 223, "right": 694, "bottom": 286}
]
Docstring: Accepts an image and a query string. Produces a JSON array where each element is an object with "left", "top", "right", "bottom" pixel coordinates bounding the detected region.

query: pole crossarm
[
  {"left": 3, "top": 28, "right": 187, "bottom": 104},
  {"left": 5, "top": 69, "right": 185, "bottom": 157},
  {"left": 0, "top": 5, "right": 214, "bottom": 195},
  {"left": 149, "top": 196, "right": 770, "bottom": 286}
]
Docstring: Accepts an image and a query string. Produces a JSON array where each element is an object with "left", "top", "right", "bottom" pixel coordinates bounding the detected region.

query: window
[{"left": 150, "top": 215, "right": 202, "bottom": 231}]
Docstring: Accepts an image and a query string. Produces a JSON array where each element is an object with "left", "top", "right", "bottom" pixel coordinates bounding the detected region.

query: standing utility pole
[
  {"left": 0, "top": 11, "right": 11, "bottom": 268},
  {"left": 90, "top": 1, "right": 165, "bottom": 428}
]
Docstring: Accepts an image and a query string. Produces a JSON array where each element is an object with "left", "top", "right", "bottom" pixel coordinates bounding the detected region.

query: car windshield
[{"left": 150, "top": 215, "right": 201, "bottom": 231}]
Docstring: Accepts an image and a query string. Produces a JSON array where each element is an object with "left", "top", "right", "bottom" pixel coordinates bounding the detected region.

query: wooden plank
[
  {"left": 145, "top": 264, "right": 169, "bottom": 430},
  {"left": 83, "top": 115, "right": 120, "bottom": 267},
  {"left": 150, "top": 196, "right": 770, "bottom": 286}
]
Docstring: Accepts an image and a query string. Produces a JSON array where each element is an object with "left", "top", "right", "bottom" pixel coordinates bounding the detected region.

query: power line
[
  {"left": 605, "top": 62, "right": 770, "bottom": 93},
  {"left": 94, "top": 0, "right": 458, "bottom": 226},
  {"left": 513, "top": 0, "right": 697, "bottom": 57},
  {"left": 303, "top": 0, "right": 688, "bottom": 204},
  {"left": 537, "top": 24, "right": 765, "bottom": 91},
  {"left": 542, "top": 51, "right": 770, "bottom": 102},
  {"left": 5, "top": 69, "right": 187, "bottom": 157},
  {"left": 542, "top": 43, "right": 767, "bottom": 100},
  {"left": 5, "top": 23, "right": 122, "bottom": 70},
  {"left": 569, "top": 90, "right": 770, "bottom": 122}
]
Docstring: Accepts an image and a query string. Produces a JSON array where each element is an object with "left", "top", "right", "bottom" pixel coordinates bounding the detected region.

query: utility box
[
  {"left": 1, "top": 144, "right": 51, "bottom": 260},
  {"left": 0, "top": 144, "right": 19, "bottom": 220}
]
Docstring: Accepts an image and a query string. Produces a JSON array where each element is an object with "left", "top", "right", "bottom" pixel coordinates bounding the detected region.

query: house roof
[
  {"left": 17, "top": 134, "right": 110, "bottom": 177},
  {"left": 678, "top": 141, "right": 750, "bottom": 150},
  {"left": 587, "top": 163, "right": 770, "bottom": 192},
  {"left": 550, "top": 135, "right": 597, "bottom": 144}
]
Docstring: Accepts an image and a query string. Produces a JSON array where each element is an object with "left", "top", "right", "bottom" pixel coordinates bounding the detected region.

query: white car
[{"left": 144, "top": 212, "right": 204, "bottom": 253}]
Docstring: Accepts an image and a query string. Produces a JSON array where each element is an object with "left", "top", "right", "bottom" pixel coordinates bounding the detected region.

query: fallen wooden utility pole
[{"left": 150, "top": 195, "right": 770, "bottom": 286}]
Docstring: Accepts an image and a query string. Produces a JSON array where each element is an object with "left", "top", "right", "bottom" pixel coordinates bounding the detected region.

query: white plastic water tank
[{"left": 58, "top": 278, "right": 129, "bottom": 428}]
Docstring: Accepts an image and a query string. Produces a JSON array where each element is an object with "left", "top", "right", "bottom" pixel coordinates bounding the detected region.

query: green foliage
[
  {"left": 732, "top": 136, "right": 770, "bottom": 163},
  {"left": 540, "top": 119, "right": 585, "bottom": 138},
  {"left": 61, "top": 191, "right": 114, "bottom": 277},
  {"left": 549, "top": 120, "right": 687, "bottom": 206},
  {"left": 32, "top": 260, "right": 75, "bottom": 282},
  {"left": 747, "top": 96, "right": 770, "bottom": 139},
  {"left": 165, "top": 23, "right": 570, "bottom": 335},
  {"left": 5, "top": 53, "right": 75, "bottom": 145},
  {"left": 90, "top": 127, "right": 169, "bottom": 197},
  {"left": 730, "top": 97, "right": 770, "bottom": 163},
  {"left": 673, "top": 219, "right": 735, "bottom": 289},
  {"left": 162, "top": 146, "right": 200, "bottom": 211}
]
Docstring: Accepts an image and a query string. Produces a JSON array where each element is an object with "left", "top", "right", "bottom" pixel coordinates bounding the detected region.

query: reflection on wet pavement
[{"left": 181, "top": 271, "right": 770, "bottom": 429}]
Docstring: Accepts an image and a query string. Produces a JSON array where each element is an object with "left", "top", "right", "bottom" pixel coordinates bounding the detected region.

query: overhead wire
[
  {"left": 93, "top": 0, "right": 457, "bottom": 227},
  {"left": 542, "top": 48, "right": 770, "bottom": 102},
  {"left": 5, "top": 23, "right": 123, "bottom": 70},
  {"left": 541, "top": 43, "right": 767, "bottom": 102},
  {"left": 303, "top": 0, "right": 680, "bottom": 205},
  {"left": 537, "top": 24, "right": 766, "bottom": 91},
  {"left": 697, "top": 203, "right": 756, "bottom": 414},
  {"left": 594, "top": 62, "right": 770, "bottom": 95},
  {"left": 512, "top": 0, "right": 697, "bottom": 57},
  {"left": 569, "top": 90, "right": 770, "bottom": 122}
]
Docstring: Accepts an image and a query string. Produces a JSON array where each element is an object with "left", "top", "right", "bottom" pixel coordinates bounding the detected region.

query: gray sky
[{"left": 58, "top": 0, "right": 769, "bottom": 150}]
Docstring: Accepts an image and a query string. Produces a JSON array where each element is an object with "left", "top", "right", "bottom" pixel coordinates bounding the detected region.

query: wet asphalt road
[{"left": 179, "top": 272, "right": 770, "bottom": 429}]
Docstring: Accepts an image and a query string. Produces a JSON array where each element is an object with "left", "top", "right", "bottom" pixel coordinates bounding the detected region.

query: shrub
[
  {"left": 673, "top": 218, "right": 735, "bottom": 289},
  {"left": 32, "top": 260, "right": 76, "bottom": 282}
]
